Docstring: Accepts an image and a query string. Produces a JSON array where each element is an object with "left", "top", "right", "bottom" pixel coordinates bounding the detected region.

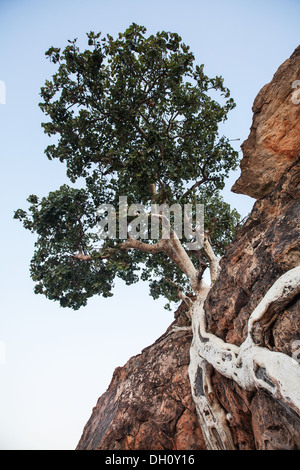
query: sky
[{"left": 0, "top": 0, "right": 299, "bottom": 450}]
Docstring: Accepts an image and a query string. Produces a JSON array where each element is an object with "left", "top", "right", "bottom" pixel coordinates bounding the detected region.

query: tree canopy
[{"left": 15, "top": 23, "right": 240, "bottom": 310}]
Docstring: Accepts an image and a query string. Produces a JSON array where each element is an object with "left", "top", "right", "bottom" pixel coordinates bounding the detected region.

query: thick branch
[
  {"left": 73, "top": 253, "right": 95, "bottom": 261},
  {"left": 181, "top": 177, "right": 207, "bottom": 199},
  {"left": 202, "top": 234, "right": 221, "bottom": 283},
  {"left": 73, "top": 238, "right": 166, "bottom": 261},
  {"left": 167, "top": 230, "right": 201, "bottom": 291},
  {"left": 118, "top": 237, "right": 166, "bottom": 254},
  {"left": 149, "top": 210, "right": 205, "bottom": 292},
  {"left": 74, "top": 208, "right": 208, "bottom": 295},
  {"left": 149, "top": 183, "right": 157, "bottom": 203}
]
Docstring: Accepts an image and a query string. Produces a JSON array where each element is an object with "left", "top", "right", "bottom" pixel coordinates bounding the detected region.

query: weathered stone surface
[
  {"left": 203, "top": 46, "right": 300, "bottom": 449},
  {"left": 251, "top": 391, "right": 300, "bottom": 450},
  {"left": 211, "top": 371, "right": 255, "bottom": 450},
  {"left": 272, "top": 297, "right": 300, "bottom": 355},
  {"left": 232, "top": 45, "right": 300, "bottom": 199},
  {"left": 205, "top": 159, "right": 300, "bottom": 347},
  {"left": 76, "top": 312, "right": 206, "bottom": 450},
  {"left": 202, "top": 161, "right": 300, "bottom": 449}
]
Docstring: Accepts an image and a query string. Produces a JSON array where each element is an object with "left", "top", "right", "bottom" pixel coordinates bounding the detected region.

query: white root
[
  {"left": 189, "top": 265, "right": 300, "bottom": 449},
  {"left": 202, "top": 234, "right": 221, "bottom": 283},
  {"left": 189, "top": 340, "right": 236, "bottom": 449},
  {"left": 248, "top": 266, "right": 300, "bottom": 341},
  {"left": 189, "top": 292, "right": 237, "bottom": 449}
]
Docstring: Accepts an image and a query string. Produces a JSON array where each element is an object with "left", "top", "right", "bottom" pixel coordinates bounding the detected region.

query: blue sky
[{"left": 0, "top": 0, "right": 299, "bottom": 449}]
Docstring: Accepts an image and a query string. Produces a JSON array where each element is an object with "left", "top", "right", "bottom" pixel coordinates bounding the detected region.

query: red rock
[
  {"left": 232, "top": 46, "right": 300, "bottom": 199},
  {"left": 76, "top": 316, "right": 206, "bottom": 450}
]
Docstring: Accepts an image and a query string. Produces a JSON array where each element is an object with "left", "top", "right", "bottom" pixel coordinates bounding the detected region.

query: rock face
[
  {"left": 76, "top": 309, "right": 205, "bottom": 450},
  {"left": 204, "top": 45, "right": 300, "bottom": 450},
  {"left": 205, "top": 159, "right": 300, "bottom": 348},
  {"left": 76, "top": 47, "right": 300, "bottom": 451},
  {"left": 232, "top": 45, "right": 300, "bottom": 199}
]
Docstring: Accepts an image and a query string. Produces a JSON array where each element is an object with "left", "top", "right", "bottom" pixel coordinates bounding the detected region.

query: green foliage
[
  {"left": 39, "top": 23, "right": 237, "bottom": 199},
  {"left": 15, "top": 23, "right": 240, "bottom": 310},
  {"left": 14, "top": 186, "right": 142, "bottom": 309}
]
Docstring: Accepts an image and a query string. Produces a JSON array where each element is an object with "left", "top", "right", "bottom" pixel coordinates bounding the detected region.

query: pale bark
[
  {"left": 74, "top": 227, "right": 300, "bottom": 450},
  {"left": 188, "top": 266, "right": 300, "bottom": 449},
  {"left": 202, "top": 234, "right": 221, "bottom": 283},
  {"left": 71, "top": 218, "right": 300, "bottom": 451},
  {"left": 188, "top": 287, "right": 236, "bottom": 450}
]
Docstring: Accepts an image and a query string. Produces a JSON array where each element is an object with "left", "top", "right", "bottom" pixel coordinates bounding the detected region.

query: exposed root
[
  {"left": 189, "top": 349, "right": 236, "bottom": 449},
  {"left": 189, "top": 266, "right": 300, "bottom": 449},
  {"left": 188, "top": 292, "right": 237, "bottom": 450}
]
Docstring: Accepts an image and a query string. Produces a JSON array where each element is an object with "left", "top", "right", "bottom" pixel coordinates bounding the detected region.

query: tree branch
[
  {"left": 73, "top": 207, "right": 209, "bottom": 295},
  {"left": 149, "top": 183, "right": 157, "bottom": 203},
  {"left": 73, "top": 253, "right": 93, "bottom": 261},
  {"left": 181, "top": 177, "right": 207, "bottom": 199},
  {"left": 202, "top": 233, "right": 221, "bottom": 283},
  {"left": 118, "top": 237, "right": 166, "bottom": 254},
  {"left": 72, "top": 252, "right": 111, "bottom": 261},
  {"left": 73, "top": 238, "right": 167, "bottom": 261}
]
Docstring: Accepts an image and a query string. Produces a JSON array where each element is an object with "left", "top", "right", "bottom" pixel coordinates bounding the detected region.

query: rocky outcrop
[
  {"left": 232, "top": 45, "right": 300, "bottom": 199},
  {"left": 202, "top": 45, "right": 300, "bottom": 449},
  {"left": 76, "top": 47, "right": 300, "bottom": 451},
  {"left": 76, "top": 309, "right": 205, "bottom": 450},
  {"left": 205, "top": 158, "right": 300, "bottom": 348}
]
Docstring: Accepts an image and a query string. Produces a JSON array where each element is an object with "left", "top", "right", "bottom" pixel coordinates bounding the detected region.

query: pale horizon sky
[{"left": 0, "top": 0, "right": 299, "bottom": 450}]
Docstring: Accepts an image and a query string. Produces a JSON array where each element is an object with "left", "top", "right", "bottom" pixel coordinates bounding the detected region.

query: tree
[
  {"left": 14, "top": 23, "right": 240, "bottom": 311},
  {"left": 15, "top": 25, "right": 300, "bottom": 451}
]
